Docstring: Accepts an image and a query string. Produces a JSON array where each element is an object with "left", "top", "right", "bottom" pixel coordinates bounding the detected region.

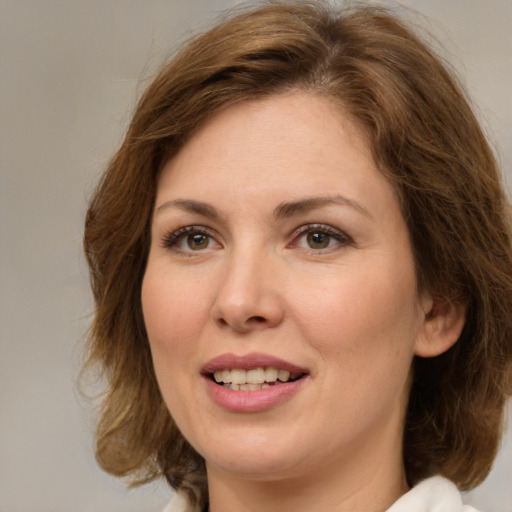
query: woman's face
[{"left": 142, "top": 93, "right": 430, "bottom": 483}]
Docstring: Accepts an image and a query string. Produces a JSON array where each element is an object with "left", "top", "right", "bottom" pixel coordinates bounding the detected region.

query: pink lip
[
  {"left": 201, "top": 352, "right": 308, "bottom": 374},
  {"left": 202, "top": 353, "right": 309, "bottom": 413}
]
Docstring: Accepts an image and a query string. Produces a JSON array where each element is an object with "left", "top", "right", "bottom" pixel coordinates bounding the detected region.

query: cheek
[
  {"left": 141, "top": 269, "right": 213, "bottom": 426},
  {"left": 291, "top": 264, "right": 421, "bottom": 364},
  {"left": 296, "top": 267, "right": 420, "bottom": 425},
  {"left": 141, "top": 269, "right": 209, "bottom": 367}
]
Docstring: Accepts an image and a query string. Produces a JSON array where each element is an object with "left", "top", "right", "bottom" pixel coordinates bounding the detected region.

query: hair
[{"left": 83, "top": 1, "right": 512, "bottom": 509}]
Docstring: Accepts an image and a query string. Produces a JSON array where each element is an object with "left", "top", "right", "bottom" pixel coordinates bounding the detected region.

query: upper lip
[{"left": 201, "top": 352, "right": 309, "bottom": 375}]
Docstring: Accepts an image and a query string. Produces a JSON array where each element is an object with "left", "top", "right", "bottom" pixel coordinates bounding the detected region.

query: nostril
[{"left": 250, "top": 316, "right": 266, "bottom": 323}]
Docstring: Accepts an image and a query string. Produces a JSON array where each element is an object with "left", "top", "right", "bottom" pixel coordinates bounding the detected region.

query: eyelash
[
  {"left": 160, "top": 223, "right": 353, "bottom": 253},
  {"left": 160, "top": 225, "right": 219, "bottom": 252},
  {"left": 289, "top": 224, "right": 353, "bottom": 252}
]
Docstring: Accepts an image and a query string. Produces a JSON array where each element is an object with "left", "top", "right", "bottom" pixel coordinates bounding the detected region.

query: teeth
[
  {"left": 247, "top": 368, "right": 265, "bottom": 384},
  {"left": 265, "top": 367, "right": 278, "bottom": 382},
  {"left": 278, "top": 369, "right": 290, "bottom": 382},
  {"left": 239, "top": 383, "right": 262, "bottom": 391},
  {"left": 223, "top": 382, "right": 272, "bottom": 391},
  {"left": 231, "top": 369, "right": 246, "bottom": 385},
  {"left": 213, "top": 366, "right": 302, "bottom": 390}
]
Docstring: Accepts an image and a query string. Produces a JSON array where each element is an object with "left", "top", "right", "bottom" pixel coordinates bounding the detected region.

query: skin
[{"left": 142, "top": 93, "right": 464, "bottom": 512}]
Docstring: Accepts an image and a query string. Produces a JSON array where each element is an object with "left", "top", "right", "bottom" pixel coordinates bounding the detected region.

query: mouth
[
  {"left": 210, "top": 367, "right": 305, "bottom": 391},
  {"left": 202, "top": 353, "right": 309, "bottom": 392},
  {"left": 202, "top": 353, "right": 309, "bottom": 412}
]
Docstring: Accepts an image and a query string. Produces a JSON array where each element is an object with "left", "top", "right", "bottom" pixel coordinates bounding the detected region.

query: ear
[{"left": 414, "top": 295, "right": 467, "bottom": 358}]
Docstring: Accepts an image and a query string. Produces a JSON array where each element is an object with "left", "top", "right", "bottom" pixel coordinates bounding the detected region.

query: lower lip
[{"left": 204, "top": 376, "right": 307, "bottom": 413}]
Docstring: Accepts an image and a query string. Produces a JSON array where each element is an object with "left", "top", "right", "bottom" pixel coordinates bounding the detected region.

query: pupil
[
  {"left": 308, "top": 232, "right": 329, "bottom": 249},
  {"left": 188, "top": 234, "right": 208, "bottom": 250}
]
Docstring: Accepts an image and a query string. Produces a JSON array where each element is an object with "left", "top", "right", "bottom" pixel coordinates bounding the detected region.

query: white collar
[
  {"left": 386, "top": 476, "right": 480, "bottom": 512},
  {"left": 163, "top": 476, "right": 481, "bottom": 512}
]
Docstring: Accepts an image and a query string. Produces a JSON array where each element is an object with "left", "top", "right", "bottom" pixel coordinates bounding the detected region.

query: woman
[{"left": 83, "top": 2, "right": 512, "bottom": 511}]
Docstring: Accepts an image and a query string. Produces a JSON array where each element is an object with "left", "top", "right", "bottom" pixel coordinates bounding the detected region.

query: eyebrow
[
  {"left": 156, "top": 199, "right": 220, "bottom": 219},
  {"left": 155, "top": 195, "right": 372, "bottom": 220},
  {"left": 273, "top": 195, "right": 372, "bottom": 220}
]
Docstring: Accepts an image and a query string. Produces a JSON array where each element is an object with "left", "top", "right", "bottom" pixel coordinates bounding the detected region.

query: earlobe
[{"left": 414, "top": 298, "right": 467, "bottom": 358}]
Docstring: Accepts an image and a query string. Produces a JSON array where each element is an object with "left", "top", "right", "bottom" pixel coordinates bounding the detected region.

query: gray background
[{"left": 1, "top": 1, "right": 510, "bottom": 511}]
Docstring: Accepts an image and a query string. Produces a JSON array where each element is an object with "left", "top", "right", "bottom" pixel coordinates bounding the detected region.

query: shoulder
[{"left": 386, "top": 476, "right": 482, "bottom": 512}]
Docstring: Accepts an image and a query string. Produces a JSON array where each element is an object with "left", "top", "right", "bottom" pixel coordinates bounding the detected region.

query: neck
[
  {"left": 207, "top": 468, "right": 408, "bottom": 512},
  {"left": 206, "top": 421, "right": 409, "bottom": 512}
]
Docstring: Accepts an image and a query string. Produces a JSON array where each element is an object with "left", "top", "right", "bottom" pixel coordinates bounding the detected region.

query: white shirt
[
  {"left": 162, "top": 476, "right": 481, "bottom": 512},
  {"left": 387, "top": 476, "right": 480, "bottom": 512}
]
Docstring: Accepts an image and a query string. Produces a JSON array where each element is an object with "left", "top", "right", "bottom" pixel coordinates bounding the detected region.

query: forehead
[{"left": 156, "top": 93, "right": 389, "bottom": 204}]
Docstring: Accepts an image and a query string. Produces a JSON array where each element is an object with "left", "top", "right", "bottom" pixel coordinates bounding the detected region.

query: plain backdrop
[{"left": 1, "top": 1, "right": 511, "bottom": 511}]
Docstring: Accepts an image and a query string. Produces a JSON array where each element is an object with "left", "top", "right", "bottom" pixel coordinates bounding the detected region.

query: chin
[
  {"left": 196, "top": 428, "right": 309, "bottom": 480},
  {"left": 206, "top": 453, "right": 303, "bottom": 482}
]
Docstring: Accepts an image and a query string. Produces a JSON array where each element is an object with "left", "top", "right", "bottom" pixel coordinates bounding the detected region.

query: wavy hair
[{"left": 83, "top": 2, "right": 512, "bottom": 509}]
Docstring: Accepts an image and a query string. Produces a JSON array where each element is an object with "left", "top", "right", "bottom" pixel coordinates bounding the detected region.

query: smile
[
  {"left": 212, "top": 367, "right": 303, "bottom": 391},
  {"left": 202, "top": 353, "right": 309, "bottom": 410}
]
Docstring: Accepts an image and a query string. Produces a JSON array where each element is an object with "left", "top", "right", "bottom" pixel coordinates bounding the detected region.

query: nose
[{"left": 211, "top": 249, "right": 284, "bottom": 333}]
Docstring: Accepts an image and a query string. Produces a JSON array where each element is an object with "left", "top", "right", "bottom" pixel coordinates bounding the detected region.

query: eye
[
  {"left": 291, "top": 224, "right": 352, "bottom": 251},
  {"left": 161, "top": 226, "right": 221, "bottom": 253},
  {"left": 183, "top": 233, "right": 211, "bottom": 250},
  {"left": 305, "top": 232, "right": 332, "bottom": 249}
]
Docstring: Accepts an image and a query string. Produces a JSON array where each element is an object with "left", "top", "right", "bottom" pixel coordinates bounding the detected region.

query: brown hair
[{"left": 83, "top": 1, "right": 512, "bottom": 508}]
